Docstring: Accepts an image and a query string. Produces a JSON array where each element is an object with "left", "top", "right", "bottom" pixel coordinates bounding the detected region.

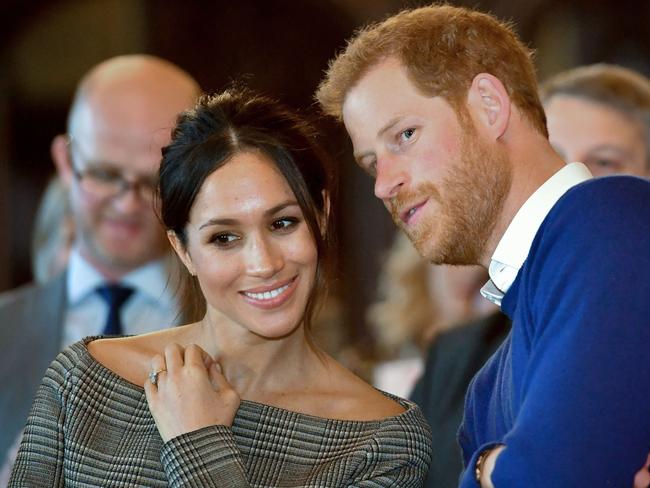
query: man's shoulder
[
  {"left": 512, "top": 175, "right": 650, "bottom": 316},
  {"left": 535, "top": 175, "right": 650, "bottom": 251},
  {"left": 575, "top": 174, "right": 650, "bottom": 192},
  {"left": 557, "top": 175, "right": 650, "bottom": 216},
  {"left": 0, "top": 273, "right": 66, "bottom": 310},
  {"left": 0, "top": 273, "right": 67, "bottom": 337}
]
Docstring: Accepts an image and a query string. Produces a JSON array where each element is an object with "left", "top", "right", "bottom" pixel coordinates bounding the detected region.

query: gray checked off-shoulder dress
[{"left": 9, "top": 339, "right": 432, "bottom": 487}]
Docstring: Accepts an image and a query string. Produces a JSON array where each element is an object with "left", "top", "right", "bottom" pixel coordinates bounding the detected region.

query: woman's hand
[{"left": 144, "top": 343, "right": 240, "bottom": 443}]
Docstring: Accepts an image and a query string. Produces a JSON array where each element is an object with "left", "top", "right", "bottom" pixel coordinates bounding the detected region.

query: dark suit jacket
[
  {"left": 0, "top": 274, "right": 66, "bottom": 465},
  {"left": 410, "top": 311, "right": 511, "bottom": 488}
]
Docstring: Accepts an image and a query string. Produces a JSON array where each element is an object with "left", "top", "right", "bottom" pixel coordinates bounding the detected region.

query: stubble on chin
[
  {"left": 387, "top": 137, "right": 512, "bottom": 266},
  {"left": 388, "top": 182, "right": 442, "bottom": 262},
  {"left": 81, "top": 222, "right": 167, "bottom": 273},
  {"left": 436, "top": 135, "right": 511, "bottom": 265}
]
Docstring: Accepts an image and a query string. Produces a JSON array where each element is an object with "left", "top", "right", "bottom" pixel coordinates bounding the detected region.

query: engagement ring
[{"left": 149, "top": 369, "right": 166, "bottom": 386}]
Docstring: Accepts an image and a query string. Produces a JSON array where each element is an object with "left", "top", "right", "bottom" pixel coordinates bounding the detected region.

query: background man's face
[
  {"left": 58, "top": 62, "right": 198, "bottom": 277},
  {"left": 341, "top": 59, "right": 511, "bottom": 265},
  {"left": 68, "top": 117, "right": 169, "bottom": 273},
  {"left": 545, "top": 95, "right": 648, "bottom": 177}
]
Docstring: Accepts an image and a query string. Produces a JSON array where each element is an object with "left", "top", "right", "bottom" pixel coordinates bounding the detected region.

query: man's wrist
[
  {"left": 474, "top": 447, "right": 491, "bottom": 483},
  {"left": 475, "top": 444, "right": 506, "bottom": 487}
]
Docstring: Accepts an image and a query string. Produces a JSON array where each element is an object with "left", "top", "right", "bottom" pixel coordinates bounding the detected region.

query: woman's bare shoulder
[
  {"left": 87, "top": 327, "right": 186, "bottom": 386},
  {"left": 312, "top": 357, "right": 407, "bottom": 421},
  {"left": 340, "top": 371, "right": 407, "bottom": 419}
]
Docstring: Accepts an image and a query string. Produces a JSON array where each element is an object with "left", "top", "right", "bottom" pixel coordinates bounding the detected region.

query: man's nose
[
  {"left": 113, "top": 178, "right": 154, "bottom": 205},
  {"left": 374, "top": 155, "right": 408, "bottom": 201},
  {"left": 111, "top": 183, "right": 151, "bottom": 213}
]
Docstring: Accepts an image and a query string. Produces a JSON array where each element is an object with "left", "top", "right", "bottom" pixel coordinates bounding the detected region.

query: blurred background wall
[{"left": 1, "top": 0, "right": 649, "bottom": 357}]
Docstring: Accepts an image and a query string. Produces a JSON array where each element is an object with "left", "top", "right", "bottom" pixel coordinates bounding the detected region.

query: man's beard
[{"left": 391, "top": 132, "right": 512, "bottom": 266}]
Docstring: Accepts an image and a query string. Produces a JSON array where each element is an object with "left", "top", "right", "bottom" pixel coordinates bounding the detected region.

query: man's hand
[{"left": 633, "top": 453, "right": 650, "bottom": 488}]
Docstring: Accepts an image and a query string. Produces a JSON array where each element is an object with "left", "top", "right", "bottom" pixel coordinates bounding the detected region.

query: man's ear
[
  {"left": 467, "top": 73, "right": 511, "bottom": 140},
  {"left": 51, "top": 134, "right": 74, "bottom": 187},
  {"left": 167, "top": 230, "right": 197, "bottom": 276}
]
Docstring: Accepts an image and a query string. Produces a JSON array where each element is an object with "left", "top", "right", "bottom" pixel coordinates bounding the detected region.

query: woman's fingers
[
  {"left": 164, "top": 342, "right": 184, "bottom": 371},
  {"left": 208, "top": 361, "right": 228, "bottom": 390},
  {"left": 202, "top": 349, "right": 215, "bottom": 369},
  {"left": 184, "top": 343, "right": 212, "bottom": 368},
  {"left": 144, "top": 344, "right": 240, "bottom": 442},
  {"left": 148, "top": 353, "right": 167, "bottom": 388}
]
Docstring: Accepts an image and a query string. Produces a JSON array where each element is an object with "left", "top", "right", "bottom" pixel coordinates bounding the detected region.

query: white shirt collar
[
  {"left": 480, "top": 162, "right": 593, "bottom": 306},
  {"left": 67, "top": 248, "right": 176, "bottom": 308}
]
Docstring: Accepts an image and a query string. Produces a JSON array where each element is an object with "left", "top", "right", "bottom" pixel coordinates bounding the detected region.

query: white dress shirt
[
  {"left": 481, "top": 162, "right": 593, "bottom": 306},
  {"left": 62, "top": 248, "right": 180, "bottom": 347}
]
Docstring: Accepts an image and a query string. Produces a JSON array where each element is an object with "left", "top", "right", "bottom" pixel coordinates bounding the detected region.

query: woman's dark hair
[{"left": 159, "top": 86, "right": 336, "bottom": 337}]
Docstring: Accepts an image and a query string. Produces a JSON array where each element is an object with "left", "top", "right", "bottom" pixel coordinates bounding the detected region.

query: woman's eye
[
  {"left": 271, "top": 217, "right": 299, "bottom": 231},
  {"left": 210, "top": 233, "right": 239, "bottom": 247}
]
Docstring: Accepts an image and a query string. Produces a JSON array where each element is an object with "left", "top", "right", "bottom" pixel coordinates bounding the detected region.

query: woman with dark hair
[{"left": 10, "top": 88, "right": 431, "bottom": 487}]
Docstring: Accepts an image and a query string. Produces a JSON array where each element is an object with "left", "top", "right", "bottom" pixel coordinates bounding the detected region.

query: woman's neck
[{"left": 195, "top": 313, "right": 324, "bottom": 400}]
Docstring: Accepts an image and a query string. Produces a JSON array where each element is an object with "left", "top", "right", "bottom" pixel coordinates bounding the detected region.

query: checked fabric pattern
[{"left": 9, "top": 339, "right": 432, "bottom": 487}]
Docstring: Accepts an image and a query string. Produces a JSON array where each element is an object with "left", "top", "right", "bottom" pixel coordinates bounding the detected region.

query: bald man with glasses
[{"left": 0, "top": 55, "right": 200, "bottom": 473}]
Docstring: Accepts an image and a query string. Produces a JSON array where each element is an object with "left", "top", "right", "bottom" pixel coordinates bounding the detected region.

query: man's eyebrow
[
  {"left": 353, "top": 116, "right": 404, "bottom": 165},
  {"left": 198, "top": 200, "right": 299, "bottom": 230},
  {"left": 377, "top": 116, "right": 403, "bottom": 139}
]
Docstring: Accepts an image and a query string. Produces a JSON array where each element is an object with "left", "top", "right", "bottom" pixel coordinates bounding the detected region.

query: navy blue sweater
[{"left": 459, "top": 176, "right": 650, "bottom": 487}]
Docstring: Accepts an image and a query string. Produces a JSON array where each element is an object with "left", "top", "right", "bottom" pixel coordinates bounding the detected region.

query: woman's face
[{"left": 172, "top": 151, "right": 319, "bottom": 340}]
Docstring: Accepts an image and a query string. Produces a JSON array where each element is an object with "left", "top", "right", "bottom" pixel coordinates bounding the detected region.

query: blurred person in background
[
  {"left": 0, "top": 54, "right": 199, "bottom": 474},
  {"left": 541, "top": 63, "right": 650, "bottom": 178},
  {"left": 368, "top": 232, "right": 498, "bottom": 398},
  {"left": 30, "top": 177, "right": 75, "bottom": 284}
]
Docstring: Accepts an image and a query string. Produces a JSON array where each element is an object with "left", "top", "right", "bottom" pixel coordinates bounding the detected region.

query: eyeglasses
[{"left": 67, "top": 135, "right": 158, "bottom": 202}]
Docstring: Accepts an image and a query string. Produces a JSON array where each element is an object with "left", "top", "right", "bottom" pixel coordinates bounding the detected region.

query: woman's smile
[{"left": 240, "top": 276, "right": 299, "bottom": 310}]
